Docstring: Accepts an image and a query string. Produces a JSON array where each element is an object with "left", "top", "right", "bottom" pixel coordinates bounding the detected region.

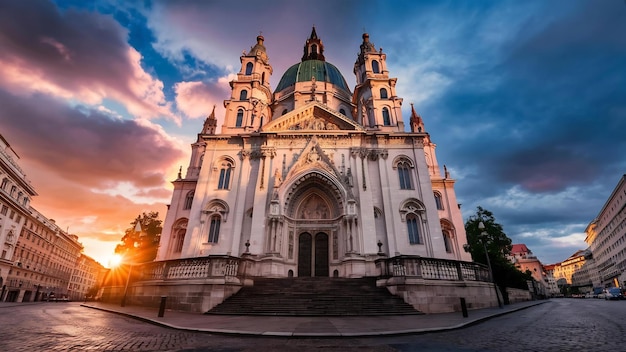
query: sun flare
[{"left": 107, "top": 254, "right": 123, "bottom": 268}]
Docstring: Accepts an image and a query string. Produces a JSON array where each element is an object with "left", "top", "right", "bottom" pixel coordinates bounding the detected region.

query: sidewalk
[{"left": 81, "top": 300, "right": 548, "bottom": 337}]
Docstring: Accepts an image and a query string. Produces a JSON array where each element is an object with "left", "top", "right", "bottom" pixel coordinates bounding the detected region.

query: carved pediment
[
  {"left": 262, "top": 101, "right": 363, "bottom": 132},
  {"left": 281, "top": 137, "right": 354, "bottom": 199}
]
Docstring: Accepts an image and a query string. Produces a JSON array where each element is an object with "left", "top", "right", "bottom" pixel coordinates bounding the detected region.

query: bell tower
[
  {"left": 222, "top": 35, "right": 274, "bottom": 134},
  {"left": 302, "top": 27, "right": 325, "bottom": 61},
  {"left": 353, "top": 33, "right": 404, "bottom": 131}
]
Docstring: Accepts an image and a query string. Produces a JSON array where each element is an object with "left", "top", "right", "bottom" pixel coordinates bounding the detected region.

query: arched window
[
  {"left": 339, "top": 108, "right": 346, "bottom": 115},
  {"left": 434, "top": 192, "right": 443, "bottom": 210},
  {"left": 311, "top": 44, "right": 318, "bottom": 54},
  {"left": 382, "top": 107, "right": 391, "bottom": 126},
  {"left": 282, "top": 109, "right": 288, "bottom": 115},
  {"left": 183, "top": 191, "right": 194, "bottom": 210},
  {"left": 397, "top": 160, "right": 413, "bottom": 189},
  {"left": 443, "top": 230, "right": 453, "bottom": 253},
  {"left": 208, "top": 215, "right": 221, "bottom": 243},
  {"left": 245, "top": 62, "right": 253, "bottom": 75},
  {"left": 372, "top": 60, "right": 380, "bottom": 73},
  {"left": 239, "top": 90, "right": 248, "bottom": 100},
  {"left": 1, "top": 178, "right": 7, "bottom": 190},
  {"left": 217, "top": 160, "right": 233, "bottom": 190},
  {"left": 174, "top": 228, "right": 185, "bottom": 253},
  {"left": 171, "top": 219, "right": 188, "bottom": 254},
  {"left": 235, "top": 109, "right": 244, "bottom": 127},
  {"left": 10, "top": 186, "right": 16, "bottom": 197},
  {"left": 400, "top": 199, "right": 425, "bottom": 245},
  {"left": 407, "top": 214, "right": 421, "bottom": 244},
  {"left": 380, "top": 88, "right": 388, "bottom": 99}
]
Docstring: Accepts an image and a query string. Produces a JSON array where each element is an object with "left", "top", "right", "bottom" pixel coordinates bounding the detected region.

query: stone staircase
[{"left": 206, "top": 277, "right": 422, "bottom": 316}]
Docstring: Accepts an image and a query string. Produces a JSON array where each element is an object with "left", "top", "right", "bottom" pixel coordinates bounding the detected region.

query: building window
[
  {"left": 239, "top": 90, "right": 248, "bottom": 100},
  {"left": 401, "top": 199, "right": 425, "bottom": 245},
  {"left": 443, "top": 230, "right": 452, "bottom": 253},
  {"left": 245, "top": 62, "right": 253, "bottom": 75},
  {"left": 434, "top": 192, "right": 443, "bottom": 210},
  {"left": 0, "top": 178, "right": 7, "bottom": 190},
  {"left": 339, "top": 108, "right": 346, "bottom": 115},
  {"left": 217, "top": 162, "right": 233, "bottom": 189},
  {"left": 183, "top": 191, "right": 194, "bottom": 210},
  {"left": 174, "top": 229, "right": 185, "bottom": 253},
  {"left": 10, "top": 186, "right": 17, "bottom": 197},
  {"left": 1, "top": 205, "right": 7, "bottom": 215},
  {"left": 382, "top": 107, "right": 391, "bottom": 126},
  {"left": 235, "top": 109, "right": 244, "bottom": 127},
  {"left": 380, "top": 88, "right": 388, "bottom": 99},
  {"left": 282, "top": 109, "right": 288, "bottom": 115},
  {"left": 407, "top": 215, "right": 421, "bottom": 244},
  {"left": 372, "top": 60, "right": 380, "bottom": 74},
  {"left": 397, "top": 161, "right": 412, "bottom": 189},
  {"left": 208, "top": 215, "right": 221, "bottom": 243}
]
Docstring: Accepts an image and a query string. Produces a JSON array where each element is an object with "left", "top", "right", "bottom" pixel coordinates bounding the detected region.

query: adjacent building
[
  {"left": 69, "top": 253, "right": 107, "bottom": 301},
  {"left": 508, "top": 243, "right": 555, "bottom": 296},
  {"left": 0, "top": 134, "right": 104, "bottom": 302},
  {"left": 0, "top": 134, "right": 36, "bottom": 299},
  {"left": 585, "top": 174, "right": 626, "bottom": 288},
  {"left": 552, "top": 249, "right": 594, "bottom": 293}
]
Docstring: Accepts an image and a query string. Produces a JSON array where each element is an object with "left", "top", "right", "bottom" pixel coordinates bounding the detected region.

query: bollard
[
  {"left": 158, "top": 296, "right": 167, "bottom": 317},
  {"left": 460, "top": 297, "right": 468, "bottom": 318}
]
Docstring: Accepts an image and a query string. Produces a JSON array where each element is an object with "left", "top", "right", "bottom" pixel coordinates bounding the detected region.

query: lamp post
[
  {"left": 121, "top": 225, "right": 143, "bottom": 307},
  {"left": 478, "top": 221, "right": 503, "bottom": 308},
  {"left": 120, "top": 262, "right": 133, "bottom": 307}
]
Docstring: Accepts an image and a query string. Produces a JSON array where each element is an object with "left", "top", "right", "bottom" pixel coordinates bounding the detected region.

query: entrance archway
[{"left": 297, "top": 232, "right": 329, "bottom": 277}]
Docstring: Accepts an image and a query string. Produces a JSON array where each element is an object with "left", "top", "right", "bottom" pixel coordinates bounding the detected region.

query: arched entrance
[{"left": 297, "top": 232, "right": 329, "bottom": 277}]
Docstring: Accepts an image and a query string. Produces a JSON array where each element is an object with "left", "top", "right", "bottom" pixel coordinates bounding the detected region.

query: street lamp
[
  {"left": 120, "top": 261, "right": 133, "bottom": 307},
  {"left": 478, "top": 221, "right": 503, "bottom": 308},
  {"left": 120, "top": 236, "right": 142, "bottom": 307}
]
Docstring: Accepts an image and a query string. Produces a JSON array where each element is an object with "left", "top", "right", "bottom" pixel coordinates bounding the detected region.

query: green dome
[{"left": 274, "top": 60, "right": 351, "bottom": 94}]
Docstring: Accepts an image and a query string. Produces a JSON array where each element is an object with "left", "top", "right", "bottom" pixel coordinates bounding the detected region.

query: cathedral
[{"left": 156, "top": 28, "right": 471, "bottom": 279}]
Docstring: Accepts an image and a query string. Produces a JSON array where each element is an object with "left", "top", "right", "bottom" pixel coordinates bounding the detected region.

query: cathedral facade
[{"left": 156, "top": 28, "right": 471, "bottom": 279}]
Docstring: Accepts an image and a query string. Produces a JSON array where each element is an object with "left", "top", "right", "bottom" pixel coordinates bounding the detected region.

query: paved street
[{"left": 1, "top": 299, "right": 625, "bottom": 351}]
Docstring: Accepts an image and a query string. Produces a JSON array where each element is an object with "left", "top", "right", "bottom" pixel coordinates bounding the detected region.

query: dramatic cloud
[
  {"left": 0, "top": 0, "right": 175, "bottom": 121},
  {"left": 0, "top": 88, "right": 184, "bottom": 265},
  {"left": 174, "top": 79, "right": 230, "bottom": 120}
]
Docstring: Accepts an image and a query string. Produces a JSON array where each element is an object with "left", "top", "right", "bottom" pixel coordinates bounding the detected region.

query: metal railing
[{"left": 376, "top": 256, "right": 490, "bottom": 282}]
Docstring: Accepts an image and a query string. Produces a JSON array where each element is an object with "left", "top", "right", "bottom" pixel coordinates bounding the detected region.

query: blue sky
[{"left": 0, "top": 0, "right": 624, "bottom": 266}]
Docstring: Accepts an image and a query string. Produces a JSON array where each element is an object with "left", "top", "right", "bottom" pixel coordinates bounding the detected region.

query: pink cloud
[
  {"left": 174, "top": 80, "right": 230, "bottom": 121},
  {"left": 0, "top": 0, "right": 176, "bottom": 122},
  {"left": 0, "top": 90, "right": 184, "bottom": 190}
]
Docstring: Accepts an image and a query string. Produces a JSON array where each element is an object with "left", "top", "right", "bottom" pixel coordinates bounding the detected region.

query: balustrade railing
[
  {"left": 376, "top": 256, "right": 490, "bottom": 282},
  {"left": 135, "top": 256, "right": 246, "bottom": 282}
]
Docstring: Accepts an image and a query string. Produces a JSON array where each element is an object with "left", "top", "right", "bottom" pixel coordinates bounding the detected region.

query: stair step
[{"left": 206, "top": 277, "right": 422, "bottom": 316}]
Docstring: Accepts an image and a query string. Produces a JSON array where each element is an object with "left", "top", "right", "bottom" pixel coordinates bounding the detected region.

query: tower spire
[
  {"left": 202, "top": 105, "right": 217, "bottom": 135},
  {"left": 410, "top": 103, "right": 425, "bottom": 133},
  {"left": 302, "top": 26, "right": 325, "bottom": 61}
]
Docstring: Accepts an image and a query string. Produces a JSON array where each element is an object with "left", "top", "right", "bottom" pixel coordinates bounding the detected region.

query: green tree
[
  {"left": 114, "top": 211, "right": 162, "bottom": 263},
  {"left": 464, "top": 207, "right": 532, "bottom": 293}
]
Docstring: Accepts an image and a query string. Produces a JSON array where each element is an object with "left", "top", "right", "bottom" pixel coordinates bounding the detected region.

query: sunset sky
[{"left": 1, "top": 0, "right": 625, "bottom": 267}]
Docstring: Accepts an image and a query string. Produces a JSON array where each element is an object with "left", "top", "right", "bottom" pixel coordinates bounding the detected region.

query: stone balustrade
[{"left": 376, "top": 255, "right": 490, "bottom": 283}]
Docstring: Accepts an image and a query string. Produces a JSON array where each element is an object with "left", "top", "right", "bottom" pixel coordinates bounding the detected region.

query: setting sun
[{"left": 107, "top": 254, "right": 123, "bottom": 268}]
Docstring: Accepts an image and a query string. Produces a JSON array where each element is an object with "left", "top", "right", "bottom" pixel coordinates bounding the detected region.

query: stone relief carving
[{"left": 299, "top": 195, "right": 329, "bottom": 219}]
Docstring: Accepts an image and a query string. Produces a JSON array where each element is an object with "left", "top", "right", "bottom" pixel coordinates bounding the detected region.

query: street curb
[{"left": 80, "top": 301, "right": 548, "bottom": 337}]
